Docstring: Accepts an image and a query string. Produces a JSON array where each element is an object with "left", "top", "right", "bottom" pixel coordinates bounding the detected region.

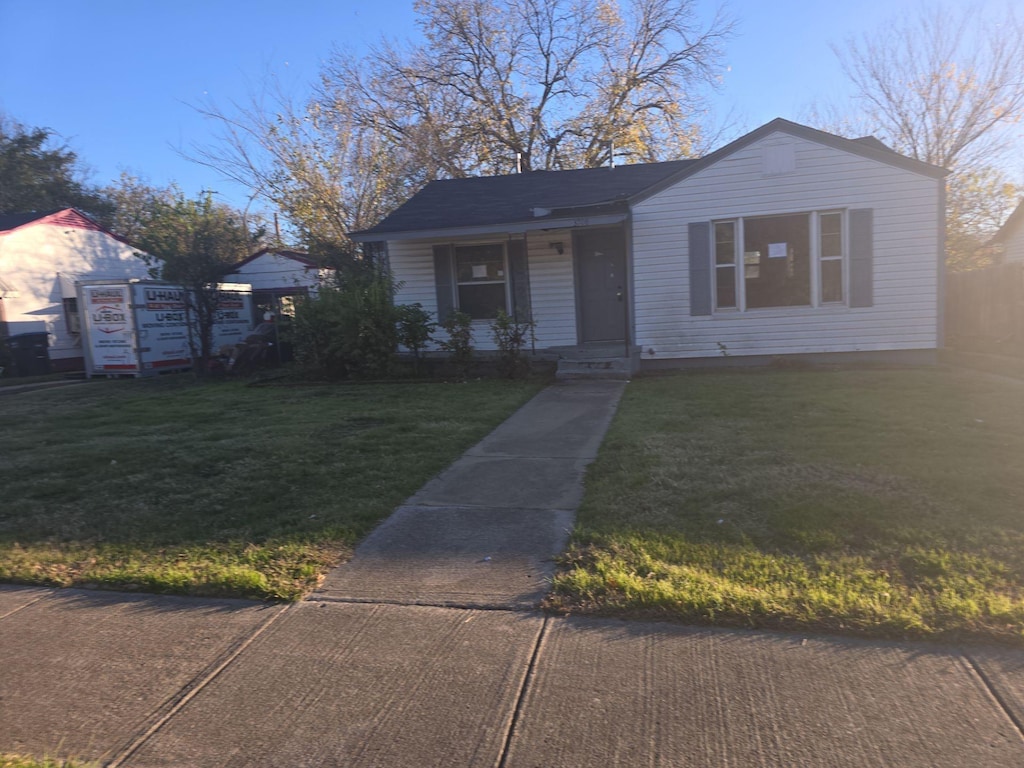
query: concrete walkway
[{"left": 3, "top": 379, "right": 1024, "bottom": 766}]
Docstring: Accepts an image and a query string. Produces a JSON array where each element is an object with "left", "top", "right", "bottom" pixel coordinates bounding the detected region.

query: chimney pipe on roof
[{"left": 516, "top": 153, "right": 523, "bottom": 174}]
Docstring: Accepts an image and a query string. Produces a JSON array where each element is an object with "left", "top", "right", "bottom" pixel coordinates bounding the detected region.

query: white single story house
[
  {"left": 223, "top": 248, "right": 331, "bottom": 320},
  {"left": 350, "top": 118, "right": 947, "bottom": 372},
  {"left": 991, "top": 200, "right": 1024, "bottom": 262},
  {"left": 0, "top": 208, "right": 153, "bottom": 372}
]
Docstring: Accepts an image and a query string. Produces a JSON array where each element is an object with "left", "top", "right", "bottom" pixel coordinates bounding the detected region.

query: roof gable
[
  {"left": 228, "top": 248, "right": 323, "bottom": 271},
  {"left": 992, "top": 200, "right": 1024, "bottom": 244},
  {"left": 0, "top": 208, "right": 130, "bottom": 244},
  {"left": 630, "top": 118, "right": 947, "bottom": 205}
]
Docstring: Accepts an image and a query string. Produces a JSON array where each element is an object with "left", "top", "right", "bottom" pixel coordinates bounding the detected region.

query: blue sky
[{"left": 0, "top": 0, "right": 1012, "bottom": 215}]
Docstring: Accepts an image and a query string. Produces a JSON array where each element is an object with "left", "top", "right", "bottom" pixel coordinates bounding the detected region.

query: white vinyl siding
[
  {"left": 632, "top": 133, "right": 941, "bottom": 360},
  {"left": 0, "top": 223, "right": 151, "bottom": 364},
  {"left": 389, "top": 230, "right": 577, "bottom": 350},
  {"left": 227, "top": 253, "right": 326, "bottom": 294},
  {"left": 1002, "top": 221, "right": 1024, "bottom": 263}
]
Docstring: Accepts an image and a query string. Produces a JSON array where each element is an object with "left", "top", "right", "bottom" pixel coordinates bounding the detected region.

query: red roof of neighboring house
[{"left": 0, "top": 208, "right": 131, "bottom": 245}]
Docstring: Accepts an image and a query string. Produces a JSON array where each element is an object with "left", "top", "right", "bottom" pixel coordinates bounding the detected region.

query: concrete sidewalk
[
  {"left": 3, "top": 379, "right": 1024, "bottom": 766},
  {"left": 314, "top": 379, "right": 625, "bottom": 610}
]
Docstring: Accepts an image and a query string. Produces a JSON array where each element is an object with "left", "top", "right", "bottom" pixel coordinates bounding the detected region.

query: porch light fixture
[{"left": 550, "top": 241, "right": 564, "bottom": 255}]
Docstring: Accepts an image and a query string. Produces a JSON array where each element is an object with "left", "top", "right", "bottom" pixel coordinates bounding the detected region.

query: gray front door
[{"left": 576, "top": 227, "right": 627, "bottom": 343}]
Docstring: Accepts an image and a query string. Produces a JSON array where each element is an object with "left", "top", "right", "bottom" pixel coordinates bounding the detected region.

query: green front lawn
[
  {"left": 550, "top": 367, "right": 1024, "bottom": 644},
  {"left": 0, "top": 376, "right": 543, "bottom": 600}
]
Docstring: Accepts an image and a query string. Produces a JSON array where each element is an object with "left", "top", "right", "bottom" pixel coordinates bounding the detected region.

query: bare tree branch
[
  {"left": 833, "top": 4, "right": 1024, "bottom": 171},
  {"left": 188, "top": 0, "right": 731, "bottom": 248}
]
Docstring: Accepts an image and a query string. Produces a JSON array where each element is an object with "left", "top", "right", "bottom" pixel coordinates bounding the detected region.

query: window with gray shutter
[
  {"left": 507, "top": 239, "right": 532, "bottom": 322},
  {"left": 432, "top": 244, "right": 455, "bottom": 321},
  {"left": 849, "top": 208, "right": 874, "bottom": 308},
  {"left": 689, "top": 221, "right": 713, "bottom": 316}
]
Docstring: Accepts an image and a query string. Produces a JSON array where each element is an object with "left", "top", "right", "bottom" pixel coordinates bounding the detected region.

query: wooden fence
[{"left": 946, "top": 261, "right": 1024, "bottom": 358}]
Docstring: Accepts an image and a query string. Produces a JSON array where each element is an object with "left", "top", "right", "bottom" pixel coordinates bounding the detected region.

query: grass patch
[
  {"left": 0, "top": 756, "right": 96, "bottom": 768},
  {"left": 549, "top": 367, "right": 1024, "bottom": 644},
  {"left": 1, "top": 375, "right": 544, "bottom": 600}
]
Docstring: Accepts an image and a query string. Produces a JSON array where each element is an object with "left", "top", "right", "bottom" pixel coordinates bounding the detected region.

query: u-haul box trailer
[{"left": 78, "top": 280, "right": 254, "bottom": 377}]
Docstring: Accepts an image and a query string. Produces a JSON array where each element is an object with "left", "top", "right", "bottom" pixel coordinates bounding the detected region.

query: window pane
[
  {"left": 458, "top": 283, "right": 507, "bottom": 320},
  {"left": 455, "top": 244, "right": 505, "bottom": 282},
  {"left": 820, "top": 213, "right": 842, "bottom": 258},
  {"left": 714, "top": 222, "right": 735, "bottom": 265},
  {"left": 821, "top": 259, "right": 843, "bottom": 303},
  {"left": 744, "top": 250, "right": 760, "bottom": 279},
  {"left": 716, "top": 266, "right": 736, "bottom": 308},
  {"left": 743, "top": 214, "right": 810, "bottom": 308}
]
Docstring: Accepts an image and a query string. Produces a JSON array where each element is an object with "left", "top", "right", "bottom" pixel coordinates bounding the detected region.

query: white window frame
[
  {"left": 711, "top": 210, "right": 847, "bottom": 313},
  {"left": 817, "top": 210, "right": 846, "bottom": 305}
]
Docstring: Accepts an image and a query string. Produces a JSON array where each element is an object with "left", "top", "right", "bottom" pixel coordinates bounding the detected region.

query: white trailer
[{"left": 78, "top": 280, "right": 254, "bottom": 377}]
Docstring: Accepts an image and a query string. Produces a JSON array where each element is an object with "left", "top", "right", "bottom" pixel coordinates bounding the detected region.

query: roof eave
[{"left": 350, "top": 211, "right": 628, "bottom": 243}]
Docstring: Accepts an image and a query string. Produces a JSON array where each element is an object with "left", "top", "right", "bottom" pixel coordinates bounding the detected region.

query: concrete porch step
[{"left": 556, "top": 356, "right": 633, "bottom": 380}]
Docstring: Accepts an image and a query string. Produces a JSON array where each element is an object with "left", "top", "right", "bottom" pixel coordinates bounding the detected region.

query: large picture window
[
  {"left": 454, "top": 243, "right": 508, "bottom": 319},
  {"left": 711, "top": 211, "right": 845, "bottom": 312}
]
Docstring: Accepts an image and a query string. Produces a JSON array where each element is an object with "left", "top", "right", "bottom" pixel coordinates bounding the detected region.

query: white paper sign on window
[
  {"left": 472, "top": 264, "right": 488, "bottom": 278},
  {"left": 768, "top": 242, "right": 788, "bottom": 259}
]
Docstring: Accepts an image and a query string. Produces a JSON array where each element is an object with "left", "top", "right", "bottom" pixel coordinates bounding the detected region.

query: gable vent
[{"left": 762, "top": 144, "right": 796, "bottom": 176}]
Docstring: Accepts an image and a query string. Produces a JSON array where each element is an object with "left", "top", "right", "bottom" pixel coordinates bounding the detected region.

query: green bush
[
  {"left": 437, "top": 311, "right": 474, "bottom": 380},
  {"left": 396, "top": 303, "right": 436, "bottom": 376},
  {"left": 490, "top": 310, "right": 535, "bottom": 378},
  {"left": 292, "top": 268, "right": 400, "bottom": 379}
]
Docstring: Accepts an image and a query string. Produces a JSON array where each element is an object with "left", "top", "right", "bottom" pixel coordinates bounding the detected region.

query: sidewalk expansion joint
[
  {"left": 405, "top": 501, "right": 579, "bottom": 514},
  {"left": 498, "top": 614, "right": 549, "bottom": 768},
  {"left": 463, "top": 452, "right": 599, "bottom": 461},
  {"left": 961, "top": 651, "right": 1024, "bottom": 743},
  {"left": 307, "top": 594, "right": 540, "bottom": 613},
  {"left": 105, "top": 602, "right": 292, "bottom": 767},
  {"left": 0, "top": 590, "right": 49, "bottom": 622}
]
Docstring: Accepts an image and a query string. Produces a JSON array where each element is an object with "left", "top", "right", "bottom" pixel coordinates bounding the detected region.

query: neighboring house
[
  {"left": 223, "top": 248, "right": 331, "bottom": 321},
  {"left": 991, "top": 200, "right": 1024, "bottom": 262},
  {"left": 0, "top": 209, "right": 153, "bottom": 372},
  {"left": 351, "top": 118, "right": 947, "bottom": 372}
]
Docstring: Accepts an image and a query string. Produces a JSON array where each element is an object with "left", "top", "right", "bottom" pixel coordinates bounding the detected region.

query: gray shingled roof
[
  {"left": 352, "top": 118, "right": 947, "bottom": 240},
  {"left": 354, "top": 160, "right": 695, "bottom": 237}
]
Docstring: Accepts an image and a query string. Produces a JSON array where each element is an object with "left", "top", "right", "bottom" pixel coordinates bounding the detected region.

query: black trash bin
[{"left": 3, "top": 332, "right": 51, "bottom": 377}]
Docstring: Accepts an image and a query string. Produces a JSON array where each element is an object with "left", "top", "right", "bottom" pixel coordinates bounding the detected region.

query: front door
[{"left": 575, "top": 227, "right": 627, "bottom": 343}]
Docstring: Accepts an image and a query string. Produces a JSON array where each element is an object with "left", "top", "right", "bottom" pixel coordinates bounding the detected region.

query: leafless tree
[
  {"left": 190, "top": 0, "right": 732, "bottom": 248},
  {"left": 830, "top": 3, "right": 1024, "bottom": 269},
  {"left": 835, "top": 4, "right": 1024, "bottom": 171},
  {"left": 189, "top": 82, "right": 409, "bottom": 253},
  {"left": 331, "top": 0, "right": 731, "bottom": 174}
]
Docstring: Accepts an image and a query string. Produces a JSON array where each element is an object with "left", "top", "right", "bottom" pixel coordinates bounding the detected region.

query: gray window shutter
[
  {"left": 689, "top": 221, "right": 712, "bottom": 316},
  {"left": 433, "top": 244, "right": 455, "bottom": 321},
  {"left": 507, "top": 239, "right": 531, "bottom": 322},
  {"left": 849, "top": 208, "right": 874, "bottom": 308}
]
